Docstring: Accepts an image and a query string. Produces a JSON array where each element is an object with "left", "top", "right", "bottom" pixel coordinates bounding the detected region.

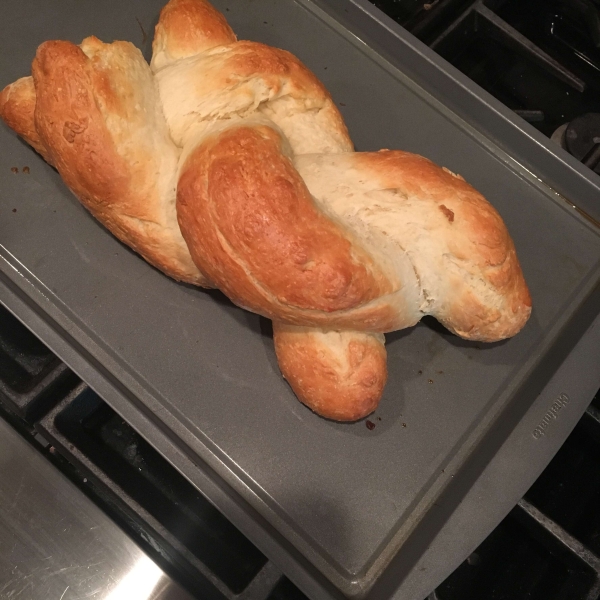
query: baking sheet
[{"left": 1, "top": 0, "right": 599, "bottom": 597}]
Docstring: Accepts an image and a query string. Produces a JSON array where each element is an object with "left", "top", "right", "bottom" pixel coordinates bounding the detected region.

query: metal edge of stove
[
  {"left": 0, "top": 3, "right": 600, "bottom": 600},
  {"left": 313, "top": 0, "right": 600, "bottom": 227},
  {"left": 32, "top": 383, "right": 284, "bottom": 600},
  {"left": 0, "top": 408, "right": 195, "bottom": 600}
]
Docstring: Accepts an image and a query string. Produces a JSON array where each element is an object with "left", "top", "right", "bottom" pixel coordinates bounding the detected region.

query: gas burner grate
[
  {"left": 37, "top": 385, "right": 270, "bottom": 597},
  {"left": 524, "top": 405, "right": 600, "bottom": 557},
  {"left": 0, "top": 304, "right": 79, "bottom": 421},
  {"left": 268, "top": 578, "right": 310, "bottom": 600},
  {"left": 371, "top": 0, "right": 600, "bottom": 172},
  {"left": 0, "top": 307, "right": 599, "bottom": 600},
  {"left": 432, "top": 503, "right": 600, "bottom": 600},
  {"left": 432, "top": 403, "right": 600, "bottom": 599}
]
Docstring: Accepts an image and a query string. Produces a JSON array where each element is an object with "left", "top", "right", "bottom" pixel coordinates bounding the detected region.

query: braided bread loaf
[{"left": 0, "top": 0, "right": 531, "bottom": 421}]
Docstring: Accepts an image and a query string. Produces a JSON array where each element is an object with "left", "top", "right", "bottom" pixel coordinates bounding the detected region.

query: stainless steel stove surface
[
  {"left": 0, "top": 416, "right": 194, "bottom": 600},
  {"left": 2, "top": 1, "right": 600, "bottom": 598}
]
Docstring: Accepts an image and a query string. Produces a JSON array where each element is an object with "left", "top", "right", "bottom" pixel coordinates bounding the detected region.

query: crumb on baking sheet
[
  {"left": 366, "top": 420, "right": 375, "bottom": 430},
  {"left": 11, "top": 167, "right": 18, "bottom": 174}
]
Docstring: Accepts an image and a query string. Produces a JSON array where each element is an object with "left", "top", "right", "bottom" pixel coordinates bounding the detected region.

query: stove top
[
  {"left": 372, "top": 0, "right": 600, "bottom": 174},
  {"left": 1, "top": 1, "right": 600, "bottom": 598}
]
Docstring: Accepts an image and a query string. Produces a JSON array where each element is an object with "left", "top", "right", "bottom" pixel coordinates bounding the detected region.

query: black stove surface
[{"left": 372, "top": 0, "right": 600, "bottom": 174}]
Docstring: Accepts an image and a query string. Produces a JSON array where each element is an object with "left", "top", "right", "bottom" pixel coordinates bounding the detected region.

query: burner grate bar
[
  {"left": 34, "top": 385, "right": 280, "bottom": 600},
  {"left": 430, "top": 0, "right": 587, "bottom": 93},
  {"left": 238, "top": 562, "right": 284, "bottom": 600},
  {"left": 516, "top": 499, "right": 600, "bottom": 599},
  {"left": 475, "top": 4, "right": 586, "bottom": 93},
  {"left": 582, "top": 402, "right": 600, "bottom": 442},
  {"left": 514, "top": 109, "right": 545, "bottom": 123},
  {"left": 428, "top": 3, "right": 477, "bottom": 50}
]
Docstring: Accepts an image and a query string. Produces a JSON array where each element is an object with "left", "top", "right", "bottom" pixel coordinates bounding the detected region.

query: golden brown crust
[
  {"left": 32, "top": 38, "right": 209, "bottom": 285},
  {"left": 273, "top": 324, "right": 387, "bottom": 421},
  {"left": 0, "top": 76, "right": 51, "bottom": 162},
  {"left": 295, "top": 150, "right": 532, "bottom": 341},
  {"left": 178, "top": 124, "right": 393, "bottom": 322},
  {"left": 356, "top": 151, "right": 532, "bottom": 340},
  {"left": 151, "top": 0, "right": 236, "bottom": 71}
]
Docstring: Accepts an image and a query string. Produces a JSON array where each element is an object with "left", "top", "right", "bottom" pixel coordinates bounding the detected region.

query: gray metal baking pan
[{"left": 0, "top": 1, "right": 599, "bottom": 599}]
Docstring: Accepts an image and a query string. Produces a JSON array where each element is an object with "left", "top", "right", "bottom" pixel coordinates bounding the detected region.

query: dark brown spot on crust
[
  {"left": 63, "top": 119, "right": 88, "bottom": 143},
  {"left": 439, "top": 204, "right": 455, "bottom": 222}
]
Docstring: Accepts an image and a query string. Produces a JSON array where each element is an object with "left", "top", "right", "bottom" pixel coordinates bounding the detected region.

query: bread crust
[
  {"left": 295, "top": 150, "right": 532, "bottom": 341},
  {"left": 31, "top": 38, "right": 209, "bottom": 286},
  {"left": 151, "top": 0, "right": 237, "bottom": 71},
  {"left": 358, "top": 152, "right": 531, "bottom": 340},
  {"left": 274, "top": 324, "right": 387, "bottom": 421},
  {"left": 0, "top": 76, "right": 51, "bottom": 162},
  {"left": 177, "top": 124, "right": 398, "bottom": 323},
  {"left": 156, "top": 40, "right": 352, "bottom": 153}
]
